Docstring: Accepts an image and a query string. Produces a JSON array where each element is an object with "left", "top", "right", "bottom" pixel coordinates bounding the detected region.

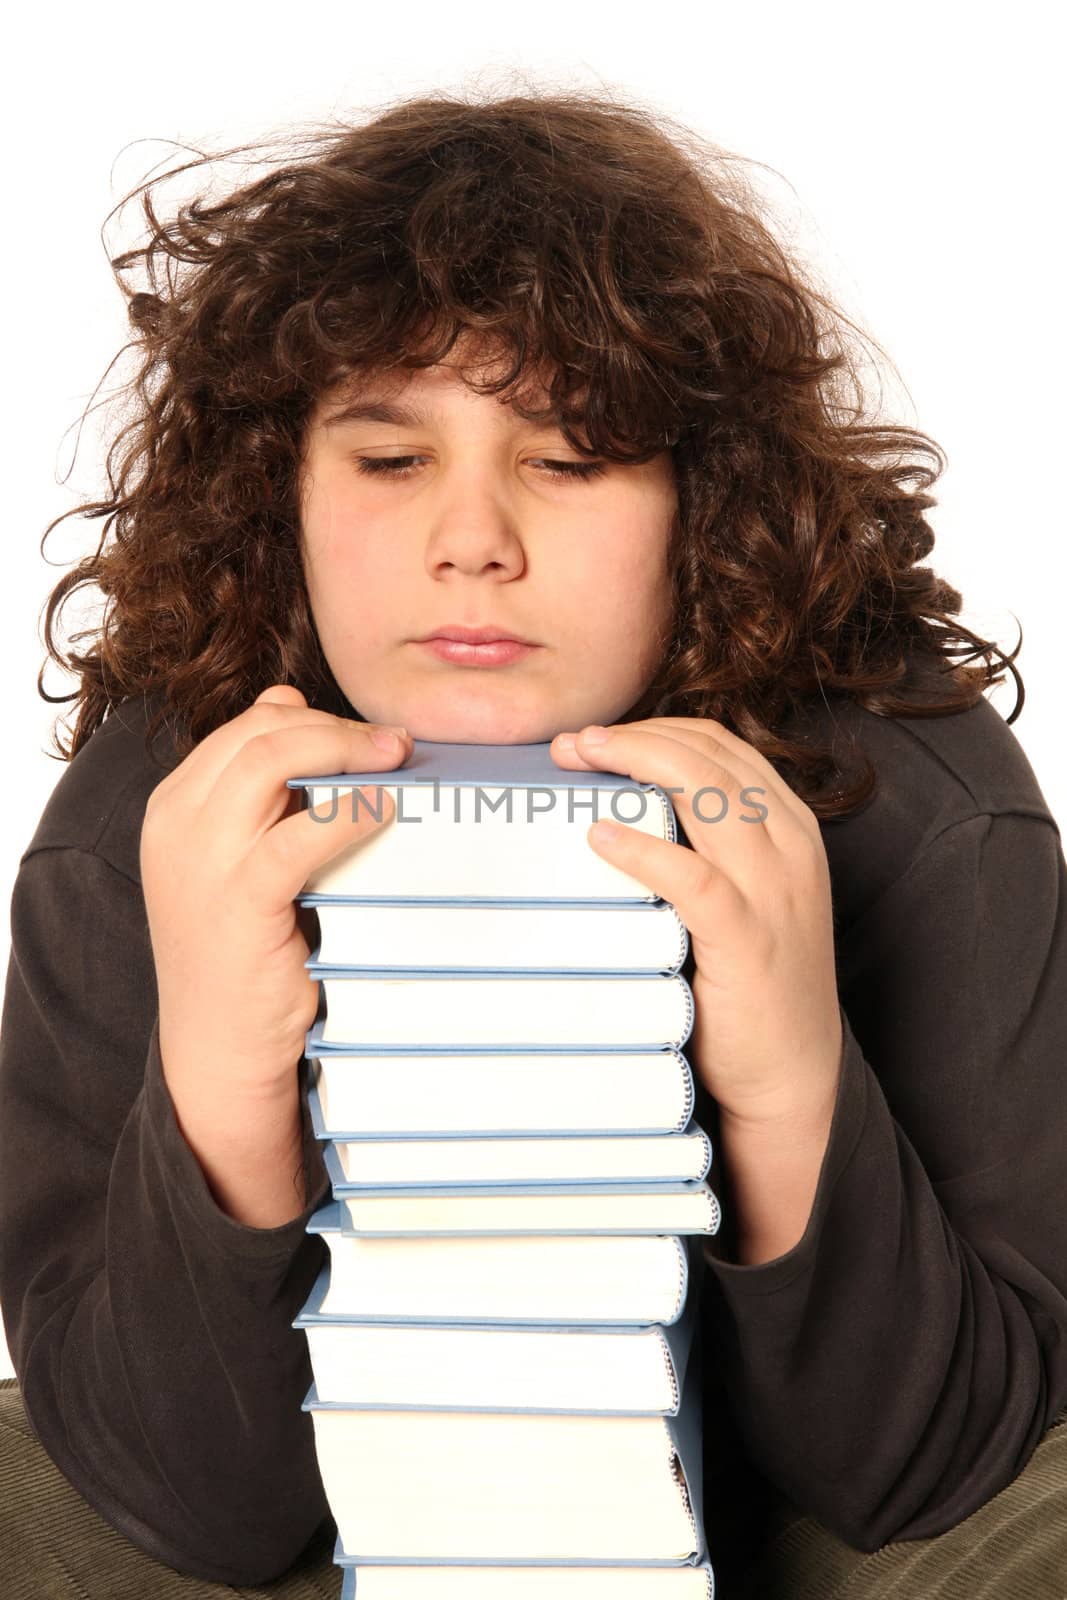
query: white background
[{"left": 1, "top": 2, "right": 1063, "bottom": 1377}]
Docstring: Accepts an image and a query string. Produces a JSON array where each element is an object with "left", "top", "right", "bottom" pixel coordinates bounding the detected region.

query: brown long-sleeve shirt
[{"left": 1, "top": 667, "right": 1065, "bottom": 1587}]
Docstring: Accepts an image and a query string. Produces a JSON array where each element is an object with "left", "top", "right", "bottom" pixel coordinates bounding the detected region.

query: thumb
[{"left": 255, "top": 683, "right": 308, "bottom": 710}]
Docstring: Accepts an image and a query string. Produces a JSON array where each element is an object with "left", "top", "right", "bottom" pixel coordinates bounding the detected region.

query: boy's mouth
[
  {"left": 416, "top": 637, "right": 540, "bottom": 667},
  {"left": 417, "top": 624, "right": 539, "bottom": 645},
  {"left": 413, "top": 623, "right": 541, "bottom": 666}
]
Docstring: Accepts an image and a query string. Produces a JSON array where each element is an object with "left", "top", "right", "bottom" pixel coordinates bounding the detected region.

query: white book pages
[
  {"left": 319, "top": 975, "right": 690, "bottom": 1048},
  {"left": 319, "top": 1233, "right": 687, "bottom": 1323},
  {"left": 313, "top": 1052, "right": 692, "bottom": 1136},
  {"left": 333, "top": 1132, "right": 709, "bottom": 1185},
  {"left": 343, "top": 1567, "right": 712, "bottom": 1599},
  {"left": 338, "top": 1188, "right": 718, "bottom": 1236},
  {"left": 304, "top": 1322, "right": 675, "bottom": 1410},
  {"left": 310, "top": 1409, "right": 695, "bottom": 1561},
  {"left": 301, "top": 781, "right": 670, "bottom": 901},
  {"left": 313, "top": 901, "right": 685, "bottom": 971}
]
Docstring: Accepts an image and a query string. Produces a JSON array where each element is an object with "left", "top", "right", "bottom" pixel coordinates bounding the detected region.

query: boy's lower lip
[{"left": 418, "top": 638, "right": 539, "bottom": 666}]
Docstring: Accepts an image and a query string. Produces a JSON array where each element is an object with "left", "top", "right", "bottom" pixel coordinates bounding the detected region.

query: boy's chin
[
  {"left": 352, "top": 694, "right": 569, "bottom": 748},
  {"left": 401, "top": 715, "right": 582, "bottom": 748},
  {"left": 339, "top": 683, "right": 652, "bottom": 747},
  {"left": 404, "top": 718, "right": 562, "bottom": 747}
]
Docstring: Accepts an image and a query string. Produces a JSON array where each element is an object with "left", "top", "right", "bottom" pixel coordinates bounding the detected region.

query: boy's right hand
[{"left": 140, "top": 684, "right": 411, "bottom": 1106}]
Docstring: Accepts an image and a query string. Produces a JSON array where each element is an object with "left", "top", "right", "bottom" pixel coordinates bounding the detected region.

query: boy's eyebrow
[
  {"left": 322, "top": 399, "right": 441, "bottom": 429},
  {"left": 320, "top": 398, "right": 559, "bottom": 432}
]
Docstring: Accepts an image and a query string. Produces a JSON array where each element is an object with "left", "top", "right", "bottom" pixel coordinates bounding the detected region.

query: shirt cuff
[
  {"left": 701, "top": 1003, "right": 870, "bottom": 1295},
  {"left": 142, "top": 1015, "right": 331, "bottom": 1263}
]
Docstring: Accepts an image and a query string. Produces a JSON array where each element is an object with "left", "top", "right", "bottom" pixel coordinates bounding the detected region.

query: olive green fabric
[
  {"left": 0, "top": 1379, "right": 341, "bottom": 1599},
  {"left": 735, "top": 1406, "right": 1067, "bottom": 1600},
  {"left": 5, "top": 1375, "right": 1067, "bottom": 1598}
]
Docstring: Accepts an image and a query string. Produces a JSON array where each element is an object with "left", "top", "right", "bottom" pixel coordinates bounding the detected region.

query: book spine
[{"left": 658, "top": 1328, "right": 680, "bottom": 1415}]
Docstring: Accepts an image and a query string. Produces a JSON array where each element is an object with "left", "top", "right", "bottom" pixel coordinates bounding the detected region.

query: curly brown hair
[{"left": 38, "top": 83, "right": 1022, "bottom": 817}]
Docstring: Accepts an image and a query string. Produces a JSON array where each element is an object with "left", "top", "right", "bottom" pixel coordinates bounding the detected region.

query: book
[
  {"left": 306, "top": 1206, "right": 695, "bottom": 1324},
  {"left": 303, "top": 1344, "right": 705, "bottom": 1563},
  {"left": 321, "top": 1154, "right": 720, "bottom": 1236},
  {"left": 339, "top": 1564, "right": 714, "bottom": 1598},
  {"left": 286, "top": 738, "right": 682, "bottom": 902},
  {"left": 308, "top": 971, "right": 694, "bottom": 1052},
  {"left": 326, "top": 1188, "right": 717, "bottom": 1238},
  {"left": 321, "top": 1122, "right": 713, "bottom": 1188},
  {"left": 293, "top": 1261, "right": 699, "bottom": 1412},
  {"left": 305, "top": 1049, "right": 696, "bottom": 1137},
  {"left": 304, "top": 897, "right": 689, "bottom": 973}
]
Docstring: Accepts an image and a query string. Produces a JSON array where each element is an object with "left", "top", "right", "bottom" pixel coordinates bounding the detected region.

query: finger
[
  {"left": 255, "top": 683, "right": 309, "bottom": 709},
  {"left": 552, "top": 717, "right": 813, "bottom": 830},
  {"left": 199, "top": 721, "right": 411, "bottom": 866},
  {"left": 252, "top": 689, "right": 313, "bottom": 822},
  {"left": 558, "top": 725, "right": 799, "bottom": 873},
  {"left": 585, "top": 821, "right": 749, "bottom": 948},
  {"left": 251, "top": 688, "right": 314, "bottom": 821},
  {"left": 160, "top": 695, "right": 404, "bottom": 812},
  {"left": 628, "top": 716, "right": 817, "bottom": 826},
  {"left": 250, "top": 778, "right": 403, "bottom": 908}
]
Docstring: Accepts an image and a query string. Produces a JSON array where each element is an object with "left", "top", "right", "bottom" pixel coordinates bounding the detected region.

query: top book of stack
[{"left": 286, "top": 739, "right": 682, "bottom": 903}]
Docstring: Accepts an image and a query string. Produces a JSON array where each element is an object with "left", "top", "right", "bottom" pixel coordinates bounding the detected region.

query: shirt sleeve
[
  {"left": 701, "top": 810, "right": 1067, "bottom": 1550},
  {"left": 0, "top": 845, "right": 334, "bottom": 1584}
]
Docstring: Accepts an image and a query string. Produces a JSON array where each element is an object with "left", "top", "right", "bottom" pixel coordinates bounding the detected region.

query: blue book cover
[{"left": 286, "top": 737, "right": 680, "bottom": 823}]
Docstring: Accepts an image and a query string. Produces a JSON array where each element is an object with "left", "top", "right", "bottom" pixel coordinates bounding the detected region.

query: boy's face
[{"left": 298, "top": 345, "right": 677, "bottom": 745}]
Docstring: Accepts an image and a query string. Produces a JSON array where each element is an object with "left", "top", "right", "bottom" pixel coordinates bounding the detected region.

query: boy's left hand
[{"left": 552, "top": 717, "right": 844, "bottom": 1131}]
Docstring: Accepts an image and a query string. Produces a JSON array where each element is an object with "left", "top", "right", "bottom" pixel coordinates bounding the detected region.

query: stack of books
[{"left": 287, "top": 741, "right": 720, "bottom": 1599}]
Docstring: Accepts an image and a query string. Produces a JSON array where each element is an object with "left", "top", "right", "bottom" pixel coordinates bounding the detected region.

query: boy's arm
[
  {"left": 0, "top": 844, "right": 332, "bottom": 1586},
  {"left": 702, "top": 810, "right": 1067, "bottom": 1550}
]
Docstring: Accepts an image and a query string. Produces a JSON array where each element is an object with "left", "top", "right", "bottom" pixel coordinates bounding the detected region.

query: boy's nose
[{"left": 422, "top": 502, "right": 527, "bottom": 579}]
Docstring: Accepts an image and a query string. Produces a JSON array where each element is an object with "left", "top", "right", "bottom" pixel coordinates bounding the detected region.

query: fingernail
[
  {"left": 581, "top": 725, "right": 611, "bottom": 745},
  {"left": 370, "top": 729, "right": 401, "bottom": 752},
  {"left": 555, "top": 732, "right": 576, "bottom": 751}
]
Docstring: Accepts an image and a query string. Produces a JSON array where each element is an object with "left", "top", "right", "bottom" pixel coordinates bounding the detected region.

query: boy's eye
[{"left": 352, "top": 456, "right": 606, "bottom": 483}]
